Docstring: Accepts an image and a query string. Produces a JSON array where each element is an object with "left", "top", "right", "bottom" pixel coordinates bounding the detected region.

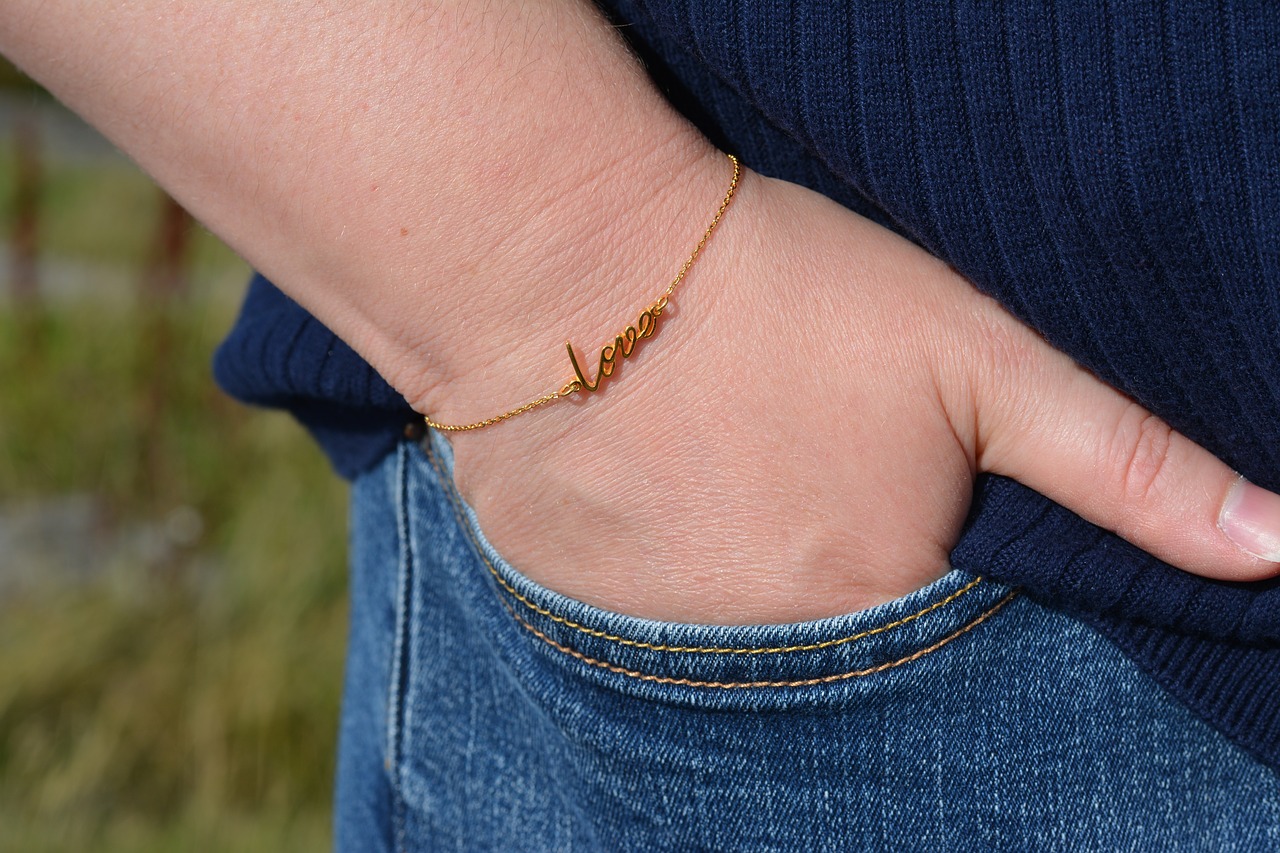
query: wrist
[
  {"left": 445, "top": 161, "right": 768, "bottom": 504},
  {"left": 401, "top": 135, "right": 735, "bottom": 428}
]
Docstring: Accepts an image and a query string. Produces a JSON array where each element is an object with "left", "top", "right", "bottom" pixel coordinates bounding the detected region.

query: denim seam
[
  {"left": 388, "top": 444, "right": 413, "bottom": 852},
  {"left": 492, "top": 577, "right": 985, "bottom": 656},
  {"left": 502, "top": 590, "right": 1020, "bottom": 689},
  {"left": 426, "top": 440, "right": 1000, "bottom": 658}
]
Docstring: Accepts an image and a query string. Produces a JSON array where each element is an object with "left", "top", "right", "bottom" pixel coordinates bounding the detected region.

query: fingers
[{"left": 970, "top": 310, "right": 1280, "bottom": 582}]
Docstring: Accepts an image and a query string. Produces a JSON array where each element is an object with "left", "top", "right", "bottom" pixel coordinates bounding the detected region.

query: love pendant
[
  {"left": 564, "top": 298, "right": 666, "bottom": 393},
  {"left": 422, "top": 153, "right": 738, "bottom": 432}
]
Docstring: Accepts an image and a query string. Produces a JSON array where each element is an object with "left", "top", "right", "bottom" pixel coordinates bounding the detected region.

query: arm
[
  {"left": 0, "top": 1, "right": 716, "bottom": 415},
  {"left": 5, "top": 1, "right": 1278, "bottom": 623}
]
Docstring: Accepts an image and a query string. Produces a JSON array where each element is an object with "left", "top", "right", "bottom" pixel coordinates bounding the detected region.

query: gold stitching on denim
[
  {"left": 505, "top": 591, "right": 1019, "bottom": 688},
  {"left": 426, "top": 442, "right": 989, "bottom": 656},
  {"left": 496, "top": 574, "right": 981, "bottom": 655}
]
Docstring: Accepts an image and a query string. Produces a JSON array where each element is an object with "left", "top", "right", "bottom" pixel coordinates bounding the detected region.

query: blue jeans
[{"left": 334, "top": 436, "right": 1280, "bottom": 851}]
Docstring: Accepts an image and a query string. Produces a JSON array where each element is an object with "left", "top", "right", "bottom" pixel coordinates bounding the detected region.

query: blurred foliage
[
  {"left": 0, "top": 76, "right": 348, "bottom": 850},
  {"left": 0, "top": 57, "right": 45, "bottom": 99},
  {"left": 0, "top": 139, "right": 241, "bottom": 274},
  {"left": 0, "top": 302, "right": 348, "bottom": 852},
  {"left": 0, "top": 301, "right": 348, "bottom": 852}
]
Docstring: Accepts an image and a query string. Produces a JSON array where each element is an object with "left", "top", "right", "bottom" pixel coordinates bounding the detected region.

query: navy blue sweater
[{"left": 214, "top": 0, "right": 1280, "bottom": 769}]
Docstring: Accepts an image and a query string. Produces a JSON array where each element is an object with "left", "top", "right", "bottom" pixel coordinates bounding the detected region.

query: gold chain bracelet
[{"left": 423, "top": 152, "right": 741, "bottom": 432}]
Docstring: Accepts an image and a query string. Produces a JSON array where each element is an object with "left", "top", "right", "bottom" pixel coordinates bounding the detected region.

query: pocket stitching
[
  {"left": 494, "top": 575, "right": 985, "bottom": 655},
  {"left": 502, "top": 591, "right": 1020, "bottom": 689},
  {"left": 427, "top": 439, "right": 998, "bottom": 657}
]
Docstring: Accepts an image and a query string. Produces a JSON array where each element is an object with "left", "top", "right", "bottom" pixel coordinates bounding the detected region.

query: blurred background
[{"left": 0, "top": 62, "right": 348, "bottom": 850}]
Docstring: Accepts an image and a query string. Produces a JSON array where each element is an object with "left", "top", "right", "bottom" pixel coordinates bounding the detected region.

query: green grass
[{"left": 0, "top": 301, "right": 349, "bottom": 850}]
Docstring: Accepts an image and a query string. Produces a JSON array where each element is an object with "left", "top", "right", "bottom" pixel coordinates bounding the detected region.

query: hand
[{"left": 440, "top": 163, "right": 1280, "bottom": 624}]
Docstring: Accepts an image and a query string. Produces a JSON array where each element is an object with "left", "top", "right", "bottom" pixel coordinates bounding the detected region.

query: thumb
[{"left": 970, "top": 313, "right": 1280, "bottom": 582}]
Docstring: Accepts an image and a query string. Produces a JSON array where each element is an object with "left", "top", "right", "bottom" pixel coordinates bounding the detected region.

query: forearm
[{"left": 0, "top": 1, "right": 723, "bottom": 413}]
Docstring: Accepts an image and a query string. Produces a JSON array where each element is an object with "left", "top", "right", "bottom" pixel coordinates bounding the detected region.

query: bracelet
[{"left": 423, "top": 152, "right": 741, "bottom": 432}]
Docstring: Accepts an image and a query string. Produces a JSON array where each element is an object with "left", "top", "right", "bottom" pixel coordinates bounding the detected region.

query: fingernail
[{"left": 1218, "top": 477, "right": 1280, "bottom": 562}]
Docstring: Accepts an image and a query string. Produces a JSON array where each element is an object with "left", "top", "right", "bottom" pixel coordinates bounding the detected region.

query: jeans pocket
[
  {"left": 365, "top": 438, "right": 1280, "bottom": 851},
  {"left": 413, "top": 432, "right": 1018, "bottom": 713}
]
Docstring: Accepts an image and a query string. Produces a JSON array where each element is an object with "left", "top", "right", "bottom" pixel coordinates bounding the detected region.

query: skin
[{"left": 3, "top": 1, "right": 1277, "bottom": 623}]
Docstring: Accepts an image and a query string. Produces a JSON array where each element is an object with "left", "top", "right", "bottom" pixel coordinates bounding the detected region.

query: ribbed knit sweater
[{"left": 214, "top": 0, "right": 1280, "bottom": 770}]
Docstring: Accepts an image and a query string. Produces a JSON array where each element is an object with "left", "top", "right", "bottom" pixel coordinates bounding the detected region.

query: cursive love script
[{"left": 564, "top": 299, "right": 666, "bottom": 393}]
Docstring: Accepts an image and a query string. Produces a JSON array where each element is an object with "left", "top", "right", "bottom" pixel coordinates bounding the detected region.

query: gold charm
[{"left": 565, "top": 300, "right": 664, "bottom": 392}]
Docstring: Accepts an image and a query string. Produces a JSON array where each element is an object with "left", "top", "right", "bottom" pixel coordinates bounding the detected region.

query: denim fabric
[{"left": 335, "top": 437, "right": 1280, "bottom": 852}]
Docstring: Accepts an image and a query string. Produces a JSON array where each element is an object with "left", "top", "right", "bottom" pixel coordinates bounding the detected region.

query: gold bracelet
[{"left": 423, "top": 152, "right": 741, "bottom": 432}]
